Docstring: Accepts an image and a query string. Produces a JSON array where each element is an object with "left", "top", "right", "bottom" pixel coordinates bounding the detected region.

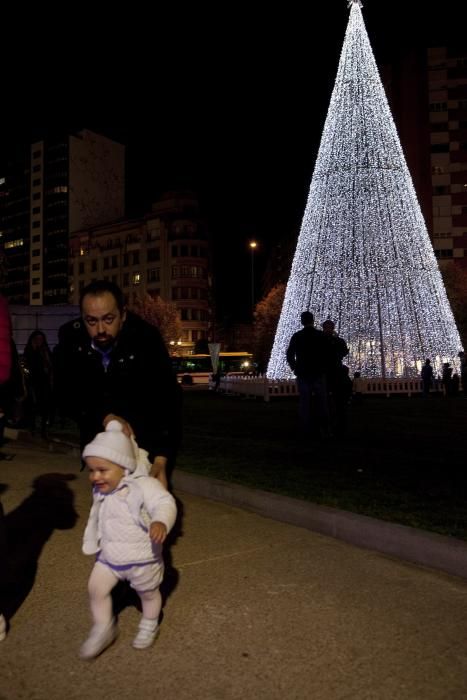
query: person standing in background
[
  {"left": 421, "top": 358, "right": 434, "bottom": 397},
  {"left": 0, "top": 294, "right": 11, "bottom": 641},
  {"left": 23, "top": 330, "right": 54, "bottom": 438},
  {"left": 322, "top": 319, "right": 351, "bottom": 436},
  {"left": 458, "top": 351, "right": 467, "bottom": 397},
  {"left": 0, "top": 296, "right": 12, "bottom": 448},
  {"left": 286, "top": 311, "right": 330, "bottom": 439}
]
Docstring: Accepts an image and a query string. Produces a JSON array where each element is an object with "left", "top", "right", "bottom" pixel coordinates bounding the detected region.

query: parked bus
[{"left": 171, "top": 352, "right": 255, "bottom": 385}]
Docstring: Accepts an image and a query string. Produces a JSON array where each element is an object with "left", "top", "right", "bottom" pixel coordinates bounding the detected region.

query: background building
[
  {"left": 427, "top": 45, "right": 467, "bottom": 268},
  {"left": 382, "top": 45, "right": 467, "bottom": 269},
  {"left": 69, "top": 191, "right": 212, "bottom": 351},
  {"left": 0, "top": 129, "right": 125, "bottom": 304}
]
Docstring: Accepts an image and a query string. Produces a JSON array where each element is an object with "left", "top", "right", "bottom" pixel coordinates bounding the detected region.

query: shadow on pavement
[{"left": 1, "top": 473, "right": 78, "bottom": 625}]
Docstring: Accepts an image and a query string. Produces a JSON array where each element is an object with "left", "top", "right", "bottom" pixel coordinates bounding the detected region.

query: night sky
[{"left": 3, "top": 0, "right": 466, "bottom": 320}]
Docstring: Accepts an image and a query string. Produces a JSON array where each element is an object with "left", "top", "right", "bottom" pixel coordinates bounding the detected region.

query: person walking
[
  {"left": 80, "top": 420, "right": 177, "bottom": 659},
  {"left": 286, "top": 311, "right": 330, "bottom": 438},
  {"left": 53, "top": 281, "right": 181, "bottom": 489}
]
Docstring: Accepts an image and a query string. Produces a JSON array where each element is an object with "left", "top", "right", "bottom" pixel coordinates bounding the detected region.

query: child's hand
[{"left": 149, "top": 521, "right": 167, "bottom": 544}]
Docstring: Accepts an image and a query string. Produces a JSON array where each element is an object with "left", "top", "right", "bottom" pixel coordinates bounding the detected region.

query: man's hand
[
  {"left": 151, "top": 455, "right": 168, "bottom": 489},
  {"left": 103, "top": 414, "right": 134, "bottom": 438},
  {"left": 149, "top": 521, "right": 167, "bottom": 544}
]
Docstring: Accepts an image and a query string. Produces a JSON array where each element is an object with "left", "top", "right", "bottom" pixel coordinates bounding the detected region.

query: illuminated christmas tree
[{"left": 268, "top": 0, "right": 462, "bottom": 379}]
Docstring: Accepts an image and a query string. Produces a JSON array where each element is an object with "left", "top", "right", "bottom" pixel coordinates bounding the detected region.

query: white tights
[{"left": 88, "top": 561, "right": 162, "bottom": 625}]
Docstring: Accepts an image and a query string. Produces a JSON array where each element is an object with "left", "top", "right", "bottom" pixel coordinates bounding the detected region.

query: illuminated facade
[{"left": 69, "top": 191, "right": 212, "bottom": 350}]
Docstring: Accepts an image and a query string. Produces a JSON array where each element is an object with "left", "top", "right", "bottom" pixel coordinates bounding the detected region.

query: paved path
[{"left": 1, "top": 439, "right": 467, "bottom": 699}]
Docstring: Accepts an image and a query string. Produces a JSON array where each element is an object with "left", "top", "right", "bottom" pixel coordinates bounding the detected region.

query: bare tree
[
  {"left": 441, "top": 265, "right": 467, "bottom": 349},
  {"left": 131, "top": 293, "right": 182, "bottom": 349},
  {"left": 252, "top": 284, "right": 286, "bottom": 373}
]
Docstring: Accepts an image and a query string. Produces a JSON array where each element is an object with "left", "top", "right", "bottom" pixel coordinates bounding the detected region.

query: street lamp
[{"left": 249, "top": 240, "right": 258, "bottom": 318}]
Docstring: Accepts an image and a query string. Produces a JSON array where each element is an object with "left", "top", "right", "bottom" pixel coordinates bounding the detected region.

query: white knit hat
[{"left": 82, "top": 420, "right": 137, "bottom": 473}]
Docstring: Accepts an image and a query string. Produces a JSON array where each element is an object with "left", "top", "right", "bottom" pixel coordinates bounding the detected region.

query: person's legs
[
  {"left": 312, "top": 376, "right": 331, "bottom": 438},
  {"left": 132, "top": 588, "right": 162, "bottom": 649},
  {"left": 80, "top": 562, "right": 119, "bottom": 659},
  {"left": 88, "top": 561, "right": 118, "bottom": 624},
  {"left": 296, "top": 378, "right": 312, "bottom": 433},
  {"left": 129, "top": 563, "right": 164, "bottom": 650},
  {"left": 139, "top": 587, "right": 162, "bottom": 621}
]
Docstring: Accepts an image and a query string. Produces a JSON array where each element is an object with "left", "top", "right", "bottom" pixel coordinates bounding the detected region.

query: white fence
[
  {"left": 216, "top": 375, "right": 445, "bottom": 401},
  {"left": 353, "top": 378, "right": 443, "bottom": 397},
  {"left": 217, "top": 376, "right": 297, "bottom": 401}
]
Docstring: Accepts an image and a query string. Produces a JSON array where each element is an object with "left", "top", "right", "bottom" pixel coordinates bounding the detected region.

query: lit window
[
  {"left": 5, "top": 239, "right": 24, "bottom": 249},
  {"left": 132, "top": 272, "right": 141, "bottom": 285}
]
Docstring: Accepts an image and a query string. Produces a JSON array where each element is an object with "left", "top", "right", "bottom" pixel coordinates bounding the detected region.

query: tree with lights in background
[{"left": 268, "top": 0, "right": 462, "bottom": 380}]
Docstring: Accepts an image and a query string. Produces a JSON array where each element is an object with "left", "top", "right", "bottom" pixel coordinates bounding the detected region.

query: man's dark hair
[
  {"left": 79, "top": 280, "right": 126, "bottom": 314},
  {"left": 300, "top": 311, "right": 314, "bottom": 326}
]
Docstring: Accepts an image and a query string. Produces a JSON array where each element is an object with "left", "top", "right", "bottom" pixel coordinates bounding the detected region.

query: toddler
[{"left": 80, "top": 420, "right": 177, "bottom": 659}]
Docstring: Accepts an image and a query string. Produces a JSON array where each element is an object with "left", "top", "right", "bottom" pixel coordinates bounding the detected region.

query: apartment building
[
  {"left": 69, "top": 191, "right": 212, "bottom": 350},
  {"left": 428, "top": 46, "right": 467, "bottom": 267},
  {"left": 0, "top": 129, "right": 125, "bottom": 304}
]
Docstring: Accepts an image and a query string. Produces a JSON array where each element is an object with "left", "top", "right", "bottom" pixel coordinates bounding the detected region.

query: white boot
[
  {"left": 80, "top": 619, "right": 117, "bottom": 659},
  {"left": 0, "top": 614, "right": 6, "bottom": 641},
  {"left": 132, "top": 618, "right": 159, "bottom": 650}
]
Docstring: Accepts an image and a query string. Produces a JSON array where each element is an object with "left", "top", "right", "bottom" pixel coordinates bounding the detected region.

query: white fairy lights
[{"left": 267, "top": 1, "right": 461, "bottom": 379}]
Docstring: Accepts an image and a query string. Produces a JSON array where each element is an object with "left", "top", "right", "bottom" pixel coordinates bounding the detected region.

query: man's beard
[{"left": 93, "top": 335, "right": 116, "bottom": 351}]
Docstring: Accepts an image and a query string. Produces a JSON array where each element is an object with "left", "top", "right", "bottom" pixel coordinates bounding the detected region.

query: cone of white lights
[{"left": 267, "top": 0, "right": 462, "bottom": 379}]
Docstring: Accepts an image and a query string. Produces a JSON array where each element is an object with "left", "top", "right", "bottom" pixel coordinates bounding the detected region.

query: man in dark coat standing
[
  {"left": 54, "top": 281, "right": 181, "bottom": 489},
  {"left": 286, "top": 311, "right": 330, "bottom": 438},
  {"left": 322, "top": 319, "right": 351, "bottom": 435}
]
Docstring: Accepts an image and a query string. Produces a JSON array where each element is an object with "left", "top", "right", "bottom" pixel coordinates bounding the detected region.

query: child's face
[{"left": 86, "top": 456, "right": 125, "bottom": 493}]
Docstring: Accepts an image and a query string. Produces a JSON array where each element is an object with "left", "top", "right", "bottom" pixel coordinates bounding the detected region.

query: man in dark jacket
[
  {"left": 286, "top": 311, "right": 330, "bottom": 438},
  {"left": 54, "top": 281, "right": 181, "bottom": 489},
  {"left": 322, "top": 319, "right": 351, "bottom": 436}
]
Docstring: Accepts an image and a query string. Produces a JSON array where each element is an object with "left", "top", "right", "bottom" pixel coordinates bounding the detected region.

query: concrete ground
[{"left": 1, "top": 438, "right": 467, "bottom": 700}]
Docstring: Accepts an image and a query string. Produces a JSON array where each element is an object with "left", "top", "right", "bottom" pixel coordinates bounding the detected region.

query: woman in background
[{"left": 23, "top": 330, "right": 54, "bottom": 438}]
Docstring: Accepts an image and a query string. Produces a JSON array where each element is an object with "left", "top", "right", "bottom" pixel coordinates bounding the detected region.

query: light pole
[{"left": 249, "top": 240, "right": 257, "bottom": 319}]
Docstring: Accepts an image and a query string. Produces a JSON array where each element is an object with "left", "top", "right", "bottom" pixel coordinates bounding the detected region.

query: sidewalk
[
  {"left": 42, "top": 426, "right": 467, "bottom": 581},
  {"left": 0, "top": 438, "right": 467, "bottom": 699}
]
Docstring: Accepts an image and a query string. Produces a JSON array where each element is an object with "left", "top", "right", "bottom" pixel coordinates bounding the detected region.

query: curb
[
  {"left": 9, "top": 429, "right": 466, "bottom": 581},
  {"left": 4, "top": 427, "right": 81, "bottom": 457},
  {"left": 172, "top": 470, "right": 467, "bottom": 581}
]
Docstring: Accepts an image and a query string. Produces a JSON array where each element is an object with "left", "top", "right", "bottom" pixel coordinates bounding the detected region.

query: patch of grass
[{"left": 177, "top": 390, "right": 467, "bottom": 540}]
